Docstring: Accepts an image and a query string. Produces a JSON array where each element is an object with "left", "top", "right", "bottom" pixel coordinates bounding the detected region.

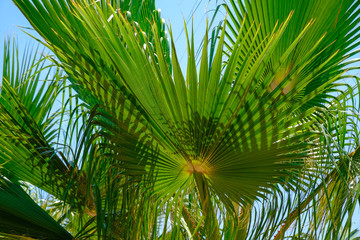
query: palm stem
[{"left": 193, "top": 172, "right": 220, "bottom": 238}]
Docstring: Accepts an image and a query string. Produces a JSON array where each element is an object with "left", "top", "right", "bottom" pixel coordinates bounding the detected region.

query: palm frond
[{"left": 8, "top": 0, "right": 360, "bottom": 238}]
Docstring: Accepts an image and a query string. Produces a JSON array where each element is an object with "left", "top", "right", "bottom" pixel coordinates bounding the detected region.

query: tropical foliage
[{"left": 1, "top": 0, "right": 360, "bottom": 239}]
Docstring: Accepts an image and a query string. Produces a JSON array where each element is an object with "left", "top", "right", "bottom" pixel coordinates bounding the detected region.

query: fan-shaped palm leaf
[{"left": 3, "top": 0, "right": 360, "bottom": 238}]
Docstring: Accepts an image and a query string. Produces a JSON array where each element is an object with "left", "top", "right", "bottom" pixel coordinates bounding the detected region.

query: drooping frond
[{"left": 0, "top": 39, "right": 92, "bottom": 211}]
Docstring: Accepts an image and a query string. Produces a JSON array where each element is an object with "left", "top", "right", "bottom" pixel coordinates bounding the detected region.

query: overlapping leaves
[{"left": 3, "top": 0, "right": 360, "bottom": 238}]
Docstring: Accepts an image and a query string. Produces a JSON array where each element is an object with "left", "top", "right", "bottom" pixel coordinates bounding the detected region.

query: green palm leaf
[
  {"left": 0, "top": 39, "right": 92, "bottom": 212},
  {"left": 0, "top": 176, "right": 73, "bottom": 239},
  {"left": 7, "top": 0, "right": 360, "bottom": 238}
]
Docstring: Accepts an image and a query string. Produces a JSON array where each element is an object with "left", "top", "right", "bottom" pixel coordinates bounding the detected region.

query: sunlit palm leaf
[
  {"left": 11, "top": 0, "right": 320, "bottom": 202},
  {"left": 9, "top": 0, "right": 360, "bottom": 238},
  {"left": 0, "top": 40, "right": 90, "bottom": 210}
]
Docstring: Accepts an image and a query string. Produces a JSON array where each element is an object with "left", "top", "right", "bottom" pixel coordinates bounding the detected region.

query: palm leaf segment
[
  {"left": 10, "top": 0, "right": 360, "bottom": 229},
  {"left": 0, "top": 176, "right": 73, "bottom": 240},
  {"left": 0, "top": 39, "right": 92, "bottom": 212},
  {"left": 0, "top": 40, "right": 74, "bottom": 239},
  {"left": 224, "top": 0, "right": 360, "bottom": 109}
]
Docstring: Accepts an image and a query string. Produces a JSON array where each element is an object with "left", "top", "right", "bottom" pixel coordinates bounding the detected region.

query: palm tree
[{"left": 1, "top": 0, "right": 360, "bottom": 239}]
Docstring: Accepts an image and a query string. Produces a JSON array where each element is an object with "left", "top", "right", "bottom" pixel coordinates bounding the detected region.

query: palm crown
[{"left": 1, "top": 0, "right": 360, "bottom": 239}]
